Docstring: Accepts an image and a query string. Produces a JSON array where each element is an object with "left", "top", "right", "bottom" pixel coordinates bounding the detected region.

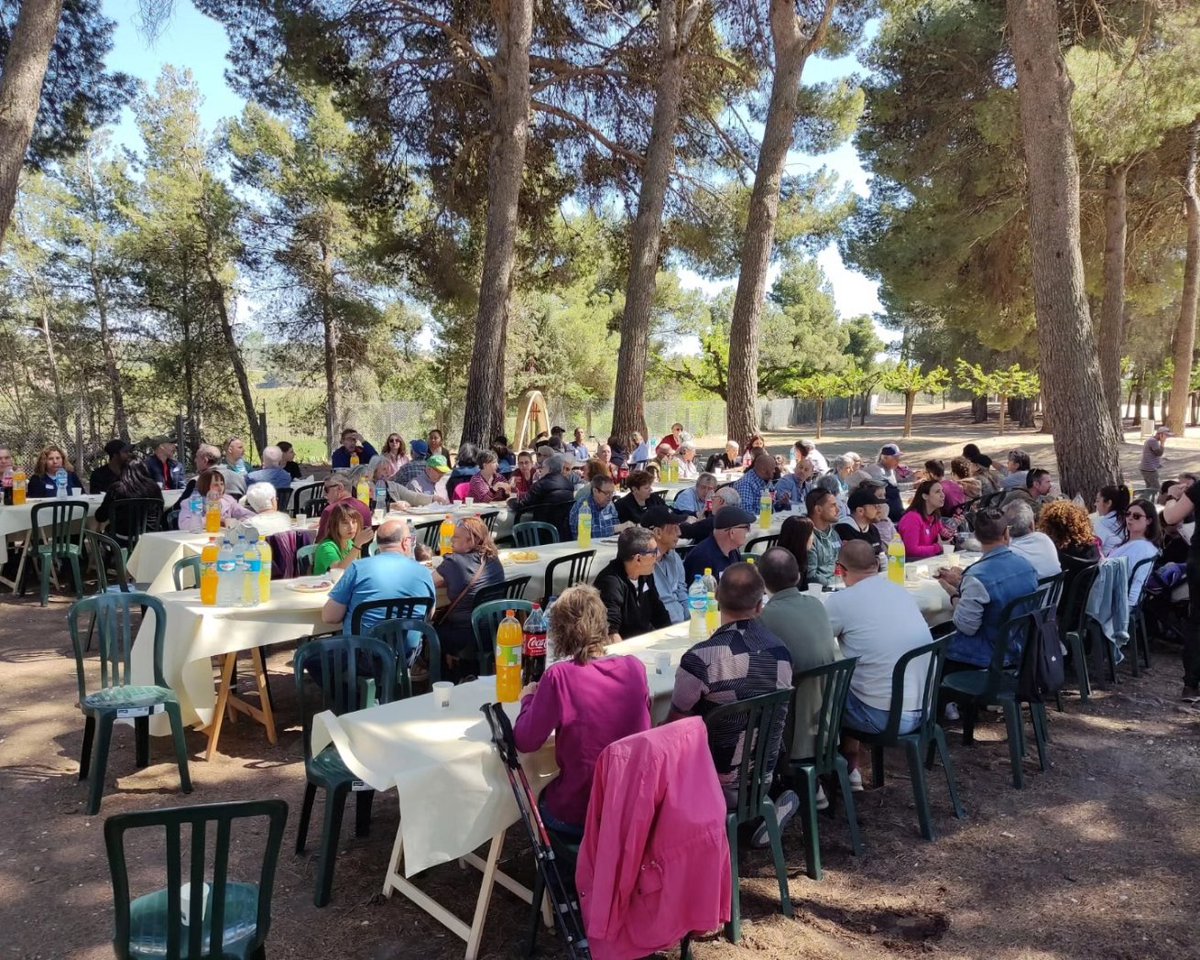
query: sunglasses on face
[{"left": 1127, "top": 512, "right": 1147, "bottom": 520}]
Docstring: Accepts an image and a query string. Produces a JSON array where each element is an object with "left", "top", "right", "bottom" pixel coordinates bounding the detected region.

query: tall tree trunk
[
  {"left": 725, "top": 0, "right": 837, "bottom": 444},
  {"left": 611, "top": 0, "right": 703, "bottom": 441},
  {"left": 206, "top": 269, "right": 265, "bottom": 456},
  {"left": 816, "top": 398, "right": 824, "bottom": 439},
  {"left": 319, "top": 240, "right": 339, "bottom": 454},
  {"left": 0, "top": 0, "right": 64, "bottom": 250},
  {"left": 859, "top": 390, "right": 870, "bottom": 426},
  {"left": 1133, "top": 376, "right": 1143, "bottom": 425},
  {"left": 903, "top": 392, "right": 915, "bottom": 438},
  {"left": 1148, "top": 389, "right": 1156, "bottom": 423},
  {"left": 1168, "top": 116, "right": 1200, "bottom": 437},
  {"left": 1007, "top": 0, "right": 1122, "bottom": 499},
  {"left": 998, "top": 394, "right": 1007, "bottom": 435},
  {"left": 459, "top": 0, "right": 533, "bottom": 447},
  {"left": 1098, "top": 163, "right": 1129, "bottom": 438},
  {"left": 37, "top": 300, "right": 68, "bottom": 437}
]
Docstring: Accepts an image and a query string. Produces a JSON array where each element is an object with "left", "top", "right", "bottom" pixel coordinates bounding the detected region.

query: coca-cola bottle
[{"left": 522, "top": 604, "right": 547, "bottom": 685}]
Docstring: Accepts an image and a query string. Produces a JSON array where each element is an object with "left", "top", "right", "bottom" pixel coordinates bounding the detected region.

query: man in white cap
[{"left": 1141, "top": 425, "right": 1171, "bottom": 490}]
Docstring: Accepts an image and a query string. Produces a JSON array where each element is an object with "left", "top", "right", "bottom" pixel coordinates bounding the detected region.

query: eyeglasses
[
  {"left": 1126, "top": 512, "right": 1147, "bottom": 520},
  {"left": 637, "top": 549, "right": 661, "bottom": 558}
]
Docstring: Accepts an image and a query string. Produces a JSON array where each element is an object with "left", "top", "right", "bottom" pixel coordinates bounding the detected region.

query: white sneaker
[
  {"left": 848, "top": 768, "right": 864, "bottom": 792},
  {"left": 816, "top": 784, "right": 830, "bottom": 810},
  {"left": 752, "top": 790, "right": 800, "bottom": 848},
  {"left": 944, "top": 702, "right": 960, "bottom": 722}
]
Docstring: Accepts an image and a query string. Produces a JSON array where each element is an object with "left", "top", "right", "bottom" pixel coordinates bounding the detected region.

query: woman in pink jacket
[
  {"left": 513, "top": 584, "right": 651, "bottom": 838},
  {"left": 896, "top": 479, "right": 950, "bottom": 560}
]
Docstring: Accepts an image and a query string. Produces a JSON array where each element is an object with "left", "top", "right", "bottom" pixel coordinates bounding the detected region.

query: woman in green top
[{"left": 313, "top": 501, "right": 366, "bottom": 575}]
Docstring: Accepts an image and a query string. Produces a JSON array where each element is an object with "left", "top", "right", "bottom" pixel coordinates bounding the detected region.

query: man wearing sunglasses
[{"left": 593, "top": 526, "right": 672, "bottom": 642}]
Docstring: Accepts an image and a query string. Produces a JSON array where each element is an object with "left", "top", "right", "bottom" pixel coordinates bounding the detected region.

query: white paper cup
[
  {"left": 432, "top": 681, "right": 453, "bottom": 708},
  {"left": 71, "top": 487, "right": 82, "bottom": 496},
  {"left": 806, "top": 584, "right": 824, "bottom": 597},
  {"left": 942, "top": 543, "right": 954, "bottom": 556},
  {"left": 465, "top": 497, "right": 475, "bottom": 506},
  {"left": 654, "top": 652, "right": 671, "bottom": 675},
  {"left": 179, "top": 881, "right": 210, "bottom": 926}
]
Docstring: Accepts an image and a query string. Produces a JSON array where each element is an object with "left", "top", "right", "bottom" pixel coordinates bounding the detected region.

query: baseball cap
[
  {"left": 426, "top": 454, "right": 451, "bottom": 474},
  {"left": 848, "top": 488, "right": 877, "bottom": 512},
  {"left": 104, "top": 439, "right": 131, "bottom": 457},
  {"left": 880, "top": 443, "right": 902, "bottom": 457},
  {"left": 639, "top": 504, "right": 693, "bottom": 528},
  {"left": 410, "top": 439, "right": 429, "bottom": 458},
  {"left": 714, "top": 505, "right": 756, "bottom": 529},
  {"left": 1155, "top": 425, "right": 1172, "bottom": 435}
]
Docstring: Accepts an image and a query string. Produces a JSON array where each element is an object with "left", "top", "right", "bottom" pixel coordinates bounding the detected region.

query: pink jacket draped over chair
[{"left": 576, "top": 717, "right": 731, "bottom": 960}]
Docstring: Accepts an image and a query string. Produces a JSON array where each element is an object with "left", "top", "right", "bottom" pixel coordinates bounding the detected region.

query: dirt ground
[{"left": 3, "top": 403, "right": 1200, "bottom": 960}]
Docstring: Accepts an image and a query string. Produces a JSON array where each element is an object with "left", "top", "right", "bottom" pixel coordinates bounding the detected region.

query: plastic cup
[
  {"left": 806, "top": 584, "right": 824, "bottom": 597},
  {"left": 465, "top": 497, "right": 475, "bottom": 506},
  {"left": 654, "top": 652, "right": 671, "bottom": 675},
  {"left": 432, "top": 681, "right": 453, "bottom": 708},
  {"left": 942, "top": 543, "right": 954, "bottom": 556},
  {"left": 71, "top": 487, "right": 82, "bottom": 497}
]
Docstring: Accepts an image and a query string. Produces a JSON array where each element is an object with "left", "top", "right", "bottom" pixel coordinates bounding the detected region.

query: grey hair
[
  {"left": 196, "top": 443, "right": 221, "bottom": 464},
  {"left": 696, "top": 471, "right": 717, "bottom": 488},
  {"left": 242, "top": 482, "right": 278, "bottom": 513},
  {"left": 545, "top": 453, "right": 571, "bottom": 473},
  {"left": 680, "top": 440, "right": 697, "bottom": 453},
  {"left": 816, "top": 474, "right": 841, "bottom": 495},
  {"left": 325, "top": 471, "right": 351, "bottom": 491},
  {"left": 1002, "top": 500, "right": 1036, "bottom": 538},
  {"left": 830, "top": 454, "right": 853, "bottom": 473},
  {"left": 713, "top": 485, "right": 741, "bottom": 509},
  {"left": 616, "top": 525, "right": 657, "bottom": 562},
  {"left": 478, "top": 449, "right": 498, "bottom": 466},
  {"left": 260, "top": 444, "right": 282, "bottom": 467}
]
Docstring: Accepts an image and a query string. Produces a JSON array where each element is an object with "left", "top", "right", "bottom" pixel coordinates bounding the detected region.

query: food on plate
[
  {"left": 504, "top": 550, "right": 539, "bottom": 563},
  {"left": 286, "top": 579, "right": 334, "bottom": 592}
]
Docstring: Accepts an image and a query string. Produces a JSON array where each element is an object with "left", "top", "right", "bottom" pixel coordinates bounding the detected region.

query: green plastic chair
[
  {"left": 842, "top": 637, "right": 964, "bottom": 840},
  {"left": 84, "top": 530, "right": 150, "bottom": 650},
  {"left": 785, "top": 657, "right": 862, "bottom": 881},
  {"left": 1057, "top": 559, "right": 1100, "bottom": 707},
  {"left": 368, "top": 618, "right": 442, "bottom": 699},
  {"left": 173, "top": 555, "right": 202, "bottom": 591},
  {"left": 24, "top": 499, "right": 88, "bottom": 606},
  {"left": 296, "top": 542, "right": 317, "bottom": 576},
  {"left": 470, "top": 599, "right": 534, "bottom": 676},
  {"left": 68, "top": 593, "right": 193, "bottom": 815},
  {"left": 941, "top": 587, "right": 1051, "bottom": 789},
  {"left": 541, "top": 549, "right": 595, "bottom": 606},
  {"left": 104, "top": 798, "right": 288, "bottom": 960},
  {"left": 473, "top": 575, "right": 531, "bottom": 606},
  {"left": 702, "top": 687, "right": 794, "bottom": 943},
  {"left": 512, "top": 521, "right": 560, "bottom": 547},
  {"left": 293, "top": 635, "right": 396, "bottom": 907},
  {"left": 1125, "top": 554, "right": 1157, "bottom": 676}
]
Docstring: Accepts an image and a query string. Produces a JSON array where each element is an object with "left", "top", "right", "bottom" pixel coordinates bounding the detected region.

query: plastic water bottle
[
  {"left": 232, "top": 531, "right": 248, "bottom": 604},
  {"left": 55, "top": 468, "right": 68, "bottom": 498},
  {"left": 241, "top": 534, "right": 261, "bottom": 607},
  {"left": 216, "top": 537, "right": 239, "bottom": 606},
  {"left": 189, "top": 489, "right": 204, "bottom": 523},
  {"left": 577, "top": 500, "right": 592, "bottom": 547},
  {"left": 887, "top": 537, "right": 906, "bottom": 585},
  {"left": 688, "top": 576, "right": 707, "bottom": 639},
  {"left": 374, "top": 480, "right": 387, "bottom": 511}
]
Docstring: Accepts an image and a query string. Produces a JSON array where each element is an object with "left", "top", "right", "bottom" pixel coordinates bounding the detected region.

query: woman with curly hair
[
  {"left": 512, "top": 584, "right": 651, "bottom": 838},
  {"left": 1037, "top": 500, "right": 1100, "bottom": 564},
  {"left": 29, "top": 444, "right": 84, "bottom": 497}
]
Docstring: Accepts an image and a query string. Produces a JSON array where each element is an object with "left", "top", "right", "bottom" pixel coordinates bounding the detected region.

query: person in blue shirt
[
  {"left": 28, "top": 444, "right": 84, "bottom": 497},
  {"left": 330, "top": 428, "right": 378, "bottom": 469},
  {"left": 569, "top": 475, "right": 620, "bottom": 537},
  {"left": 674, "top": 472, "right": 718, "bottom": 517},
  {"left": 322, "top": 518, "right": 436, "bottom": 637},
  {"left": 732, "top": 452, "right": 775, "bottom": 510},
  {"left": 773, "top": 457, "right": 814, "bottom": 513},
  {"left": 683, "top": 505, "right": 755, "bottom": 582},
  {"left": 569, "top": 427, "right": 590, "bottom": 461},
  {"left": 247, "top": 445, "right": 293, "bottom": 492},
  {"left": 640, "top": 503, "right": 693, "bottom": 623}
]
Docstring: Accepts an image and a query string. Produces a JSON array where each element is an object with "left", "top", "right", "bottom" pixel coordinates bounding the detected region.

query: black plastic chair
[
  {"left": 104, "top": 799, "right": 288, "bottom": 960},
  {"left": 293, "top": 635, "right": 396, "bottom": 907},
  {"left": 478, "top": 510, "right": 500, "bottom": 534},
  {"left": 474, "top": 575, "right": 531, "bottom": 605},
  {"left": 842, "top": 637, "right": 964, "bottom": 840},
  {"left": 702, "top": 687, "right": 794, "bottom": 943},
  {"left": 348, "top": 593, "right": 436, "bottom": 634},
  {"left": 785, "top": 658, "right": 862, "bottom": 880},
  {"left": 512, "top": 521, "right": 559, "bottom": 547},
  {"left": 411, "top": 519, "right": 443, "bottom": 552},
  {"left": 541, "top": 550, "right": 595, "bottom": 606},
  {"left": 1058, "top": 559, "right": 1101, "bottom": 706},
  {"left": 111, "top": 497, "right": 165, "bottom": 556},
  {"left": 289, "top": 483, "right": 324, "bottom": 518},
  {"left": 940, "top": 587, "right": 1052, "bottom": 789},
  {"left": 368, "top": 619, "right": 442, "bottom": 699},
  {"left": 745, "top": 534, "right": 779, "bottom": 556},
  {"left": 1125, "top": 554, "right": 1158, "bottom": 676},
  {"left": 513, "top": 499, "right": 574, "bottom": 541}
]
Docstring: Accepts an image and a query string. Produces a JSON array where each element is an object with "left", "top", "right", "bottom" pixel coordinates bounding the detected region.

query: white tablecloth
[
  {"left": 401, "top": 502, "right": 513, "bottom": 540},
  {"left": 0, "top": 495, "right": 105, "bottom": 562},
  {"left": 127, "top": 530, "right": 212, "bottom": 594}
]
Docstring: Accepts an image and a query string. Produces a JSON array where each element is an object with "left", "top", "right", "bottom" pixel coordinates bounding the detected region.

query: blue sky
[{"left": 101, "top": 0, "right": 884, "bottom": 340}]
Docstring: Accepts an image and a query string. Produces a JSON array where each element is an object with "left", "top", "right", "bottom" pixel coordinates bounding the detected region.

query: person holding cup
[
  {"left": 513, "top": 584, "right": 651, "bottom": 839},
  {"left": 466, "top": 450, "right": 512, "bottom": 503}
]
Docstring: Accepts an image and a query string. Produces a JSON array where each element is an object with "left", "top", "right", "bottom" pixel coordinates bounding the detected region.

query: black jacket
[
  {"left": 615, "top": 491, "right": 666, "bottom": 526},
  {"left": 515, "top": 471, "right": 576, "bottom": 509},
  {"left": 593, "top": 558, "right": 670, "bottom": 640}
]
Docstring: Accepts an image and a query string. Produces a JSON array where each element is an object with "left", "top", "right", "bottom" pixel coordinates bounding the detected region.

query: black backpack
[{"left": 1017, "top": 605, "right": 1065, "bottom": 702}]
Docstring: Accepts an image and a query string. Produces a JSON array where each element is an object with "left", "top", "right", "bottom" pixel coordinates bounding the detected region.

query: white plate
[{"left": 286, "top": 578, "right": 334, "bottom": 593}]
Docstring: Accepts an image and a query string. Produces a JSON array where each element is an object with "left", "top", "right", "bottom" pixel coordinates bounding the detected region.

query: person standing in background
[{"left": 1141, "top": 426, "right": 1170, "bottom": 490}]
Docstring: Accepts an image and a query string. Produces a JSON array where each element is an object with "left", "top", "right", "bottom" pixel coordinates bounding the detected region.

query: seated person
[
  {"left": 642, "top": 504, "right": 692, "bottom": 624},
  {"left": 89, "top": 440, "right": 131, "bottom": 496},
  {"left": 683, "top": 505, "right": 754, "bottom": 581},
  {"left": 773, "top": 457, "right": 814, "bottom": 513},
  {"left": 178, "top": 468, "right": 254, "bottom": 532},
  {"left": 312, "top": 501, "right": 372, "bottom": 575},
  {"left": 758, "top": 548, "right": 839, "bottom": 770},
  {"left": 432, "top": 517, "right": 506, "bottom": 677},
  {"left": 511, "top": 453, "right": 575, "bottom": 510},
  {"left": 825, "top": 541, "right": 934, "bottom": 788},
  {"left": 314, "top": 473, "right": 374, "bottom": 544},
  {"left": 277, "top": 440, "right": 303, "bottom": 480},
  {"left": 331, "top": 427, "right": 377, "bottom": 469},
  {"left": 805, "top": 488, "right": 842, "bottom": 586},
  {"left": 247, "top": 445, "right": 294, "bottom": 492},
  {"left": 180, "top": 444, "right": 221, "bottom": 502},
  {"left": 1001, "top": 448, "right": 1031, "bottom": 491},
  {"left": 240, "top": 481, "right": 294, "bottom": 538},
  {"left": 669, "top": 562, "right": 793, "bottom": 805},
  {"left": 614, "top": 469, "right": 666, "bottom": 526},
  {"left": 409, "top": 454, "right": 452, "bottom": 500},
  {"left": 1003, "top": 467, "right": 1053, "bottom": 519},
  {"left": 466, "top": 451, "right": 513, "bottom": 503},
  {"left": 896, "top": 479, "right": 950, "bottom": 560},
  {"left": 676, "top": 441, "right": 700, "bottom": 479},
  {"left": 96, "top": 460, "right": 165, "bottom": 548},
  {"left": 569, "top": 475, "right": 620, "bottom": 538},
  {"left": 147, "top": 438, "right": 186, "bottom": 491},
  {"left": 936, "top": 508, "right": 1039, "bottom": 670},
  {"left": 777, "top": 515, "right": 814, "bottom": 590},
  {"left": 1108, "top": 498, "right": 1160, "bottom": 606},
  {"left": 1093, "top": 484, "right": 1131, "bottom": 555},
  {"left": 835, "top": 488, "right": 883, "bottom": 557},
  {"left": 592, "top": 526, "right": 671, "bottom": 641},
  {"left": 674, "top": 472, "right": 718, "bottom": 517},
  {"left": 1003, "top": 500, "right": 1061, "bottom": 578},
  {"left": 732, "top": 452, "right": 775, "bottom": 511},
  {"left": 322, "top": 518, "right": 436, "bottom": 637},
  {"left": 679, "top": 485, "right": 741, "bottom": 543},
  {"left": 29, "top": 444, "right": 84, "bottom": 497},
  {"left": 705, "top": 440, "right": 741, "bottom": 473},
  {"left": 514, "top": 584, "right": 652, "bottom": 838}
]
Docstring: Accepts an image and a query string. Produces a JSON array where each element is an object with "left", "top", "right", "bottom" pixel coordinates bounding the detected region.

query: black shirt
[
  {"left": 615, "top": 491, "right": 665, "bottom": 526},
  {"left": 284, "top": 461, "right": 302, "bottom": 480},
  {"left": 592, "top": 558, "right": 670, "bottom": 640},
  {"left": 835, "top": 520, "right": 882, "bottom": 555},
  {"left": 705, "top": 453, "right": 738, "bottom": 473},
  {"left": 1186, "top": 484, "right": 1200, "bottom": 568},
  {"left": 89, "top": 464, "right": 120, "bottom": 496}
]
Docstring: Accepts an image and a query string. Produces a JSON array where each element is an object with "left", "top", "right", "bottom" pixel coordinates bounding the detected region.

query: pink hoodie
[{"left": 576, "top": 718, "right": 731, "bottom": 960}]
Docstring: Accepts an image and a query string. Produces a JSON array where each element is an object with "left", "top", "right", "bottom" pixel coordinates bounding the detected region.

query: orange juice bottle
[
  {"left": 199, "top": 539, "right": 219, "bottom": 605},
  {"left": 205, "top": 495, "right": 222, "bottom": 533},
  {"left": 12, "top": 469, "right": 26, "bottom": 505},
  {"left": 439, "top": 514, "right": 455, "bottom": 556},
  {"left": 495, "top": 610, "right": 523, "bottom": 703}
]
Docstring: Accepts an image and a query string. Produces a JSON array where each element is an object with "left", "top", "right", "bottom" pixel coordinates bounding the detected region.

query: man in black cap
[
  {"left": 640, "top": 502, "right": 694, "bottom": 623},
  {"left": 593, "top": 526, "right": 672, "bottom": 642},
  {"left": 684, "top": 504, "right": 755, "bottom": 581},
  {"left": 89, "top": 439, "right": 132, "bottom": 495},
  {"left": 836, "top": 487, "right": 884, "bottom": 557}
]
